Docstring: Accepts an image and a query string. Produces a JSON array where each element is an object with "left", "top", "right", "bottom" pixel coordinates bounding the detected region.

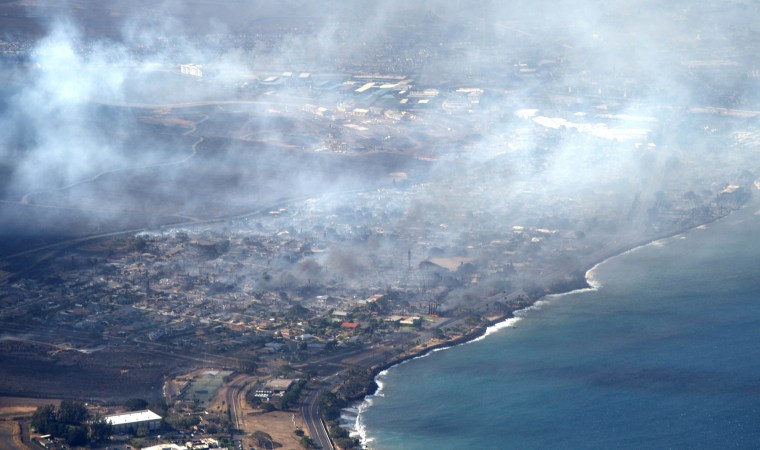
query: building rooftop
[
  {"left": 105, "top": 409, "right": 162, "bottom": 426},
  {"left": 141, "top": 444, "right": 187, "bottom": 450},
  {"left": 265, "top": 378, "right": 295, "bottom": 390},
  {"left": 141, "top": 444, "right": 186, "bottom": 450}
]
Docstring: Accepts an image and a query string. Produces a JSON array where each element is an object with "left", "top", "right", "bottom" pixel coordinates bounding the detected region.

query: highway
[
  {"left": 224, "top": 372, "right": 335, "bottom": 449},
  {"left": 301, "top": 386, "right": 333, "bottom": 450},
  {"left": 298, "top": 345, "right": 396, "bottom": 450}
]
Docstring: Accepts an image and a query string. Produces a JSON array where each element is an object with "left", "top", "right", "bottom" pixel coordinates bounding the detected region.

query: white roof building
[
  {"left": 105, "top": 409, "right": 162, "bottom": 434},
  {"left": 180, "top": 64, "right": 203, "bottom": 77},
  {"left": 142, "top": 445, "right": 187, "bottom": 450}
]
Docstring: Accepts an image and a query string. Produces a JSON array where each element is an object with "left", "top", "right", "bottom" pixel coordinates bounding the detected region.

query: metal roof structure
[{"left": 105, "top": 409, "right": 162, "bottom": 426}]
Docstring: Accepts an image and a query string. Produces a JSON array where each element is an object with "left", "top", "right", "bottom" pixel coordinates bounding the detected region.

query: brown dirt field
[
  {"left": 0, "top": 406, "right": 35, "bottom": 420},
  {"left": 238, "top": 385, "right": 306, "bottom": 450},
  {"left": 0, "top": 421, "right": 35, "bottom": 450},
  {"left": 0, "top": 396, "right": 58, "bottom": 450},
  {"left": 0, "top": 396, "right": 60, "bottom": 419},
  {"left": 240, "top": 410, "right": 304, "bottom": 450},
  {"left": 211, "top": 375, "right": 296, "bottom": 448}
]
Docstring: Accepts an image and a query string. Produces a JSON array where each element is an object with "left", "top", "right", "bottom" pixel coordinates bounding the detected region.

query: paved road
[
  {"left": 0, "top": 421, "right": 35, "bottom": 450},
  {"left": 301, "top": 387, "right": 333, "bottom": 450},
  {"left": 299, "top": 347, "right": 394, "bottom": 450},
  {"left": 226, "top": 374, "right": 256, "bottom": 429},
  {"left": 226, "top": 374, "right": 257, "bottom": 450}
]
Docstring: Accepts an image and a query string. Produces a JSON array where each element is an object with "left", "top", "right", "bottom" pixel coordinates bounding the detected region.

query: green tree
[
  {"left": 32, "top": 400, "right": 95, "bottom": 444},
  {"left": 330, "top": 424, "right": 360, "bottom": 450},
  {"left": 65, "top": 425, "right": 89, "bottom": 447},
  {"left": 336, "top": 368, "right": 377, "bottom": 401},
  {"left": 245, "top": 389, "right": 262, "bottom": 407},
  {"left": 334, "top": 436, "right": 359, "bottom": 449},
  {"left": 319, "top": 392, "right": 343, "bottom": 421},
  {"left": 165, "top": 414, "right": 200, "bottom": 430},
  {"left": 252, "top": 430, "right": 273, "bottom": 448},
  {"left": 31, "top": 404, "right": 56, "bottom": 434},
  {"left": 57, "top": 400, "right": 89, "bottom": 425},
  {"left": 89, "top": 416, "right": 113, "bottom": 442},
  {"left": 280, "top": 380, "right": 305, "bottom": 410}
]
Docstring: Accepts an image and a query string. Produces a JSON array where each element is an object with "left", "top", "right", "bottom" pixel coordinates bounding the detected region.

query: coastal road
[
  {"left": 302, "top": 386, "right": 334, "bottom": 450},
  {"left": 299, "top": 346, "right": 395, "bottom": 450}
]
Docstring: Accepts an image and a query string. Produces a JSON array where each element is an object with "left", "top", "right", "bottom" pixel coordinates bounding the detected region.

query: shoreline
[{"left": 348, "top": 200, "right": 752, "bottom": 447}]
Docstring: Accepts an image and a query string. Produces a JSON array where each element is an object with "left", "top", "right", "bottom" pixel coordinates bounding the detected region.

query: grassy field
[{"left": 179, "top": 369, "right": 232, "bottom": 409}]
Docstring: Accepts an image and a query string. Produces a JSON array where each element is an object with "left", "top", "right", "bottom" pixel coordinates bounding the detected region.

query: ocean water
[{"left": 359, "top": 202, "right": 760, "bottom": 449}]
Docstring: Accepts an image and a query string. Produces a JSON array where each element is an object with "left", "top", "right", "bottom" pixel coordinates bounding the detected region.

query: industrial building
[
  {"left": 141, "top": 438, "right": 223, "bottom": 450},
  {"left": 142, "top": 445, "right": 186, "bottom": 450},
  {"left": 254, "top": 378, "right": 295, "bottom": 399},
  {"left": 105, "top": 409, "right": 162, "bottom": 434}
]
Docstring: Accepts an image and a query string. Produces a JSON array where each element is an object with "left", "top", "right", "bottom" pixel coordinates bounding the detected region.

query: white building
[
  {"left": 180, "top": 64, "right": 203, "bottom": 77},
  {"left": 254, "top": 378, "right": 296, "bottom": 399},
  {"left": 142, "top": 445, "right": 186, "bottom": 450},
  {"left": 105, "top": 409, "right": 162, "bottom": 434}
]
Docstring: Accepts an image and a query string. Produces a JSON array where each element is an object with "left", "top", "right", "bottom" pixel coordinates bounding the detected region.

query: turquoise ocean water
[{"left": 358, "top": 201, "right": 760, "bottom": 449}]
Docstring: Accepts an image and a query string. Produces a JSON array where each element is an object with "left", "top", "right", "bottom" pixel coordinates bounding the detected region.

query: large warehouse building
[{"left": 104, "top": 410, "right": 162, "bottom": 434}]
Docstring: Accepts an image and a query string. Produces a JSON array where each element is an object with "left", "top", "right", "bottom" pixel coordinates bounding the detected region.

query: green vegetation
[
  {"left": 280, "top": 379, "right": 308, "bottom": 410},
  {"left": 89, "top": 416, "right": 113, "bottom": 442},
  {"left": 335, "top": 368, "right": 377, "bottom": 402},
  {"left": 244, "top": 388, "right": 262, "bottom": 408},
  {"left": 317, "top": 369, "right": 378, "bottom": 449},
  {"left": 319, "top": 392, "right": 343, "bottom": 422},
  {"left": 320, "top": 392, "right": 359, "bottom": 449},
  {"left": 164, "top": 413, "right": 200, "bottom": 430},
  {"left": 31, "top": 400, "right": 112, "bottom": 446},
  {"left": 246, "top": 378, "right": 308, "bottom": 413},
  {"left": 299, "top": 435, "right": 315, "bottom": 448},
  {"left": 178, "top": 370, "right": 232, "bottom": 409},
  {"left": 330, "top": 425, "right": 359, "bottom": 449},
  {"left": 252, "top": 430, "right": 274, "bottom": 448}
]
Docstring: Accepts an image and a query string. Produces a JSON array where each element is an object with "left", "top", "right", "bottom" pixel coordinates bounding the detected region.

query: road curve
[
  {"left": 302, "top": 387, "right": 333, "bottom": 450},
  {"left": 226, "top": 374, "right": 256, "bottom": 430}
]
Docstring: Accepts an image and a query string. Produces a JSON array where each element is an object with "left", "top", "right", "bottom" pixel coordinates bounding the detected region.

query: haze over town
[{"left": 1, "top": 1, "right": 759, "bottom": 449}]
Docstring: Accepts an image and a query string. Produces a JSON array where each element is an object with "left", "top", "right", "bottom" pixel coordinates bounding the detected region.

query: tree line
[{"left": 31, "top": 400, "right": 112, "bottom": 446}]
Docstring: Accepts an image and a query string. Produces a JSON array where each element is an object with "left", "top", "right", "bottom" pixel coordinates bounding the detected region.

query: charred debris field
[{"left": 2, "top": 1, "right": 760, "bottom": 449}]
